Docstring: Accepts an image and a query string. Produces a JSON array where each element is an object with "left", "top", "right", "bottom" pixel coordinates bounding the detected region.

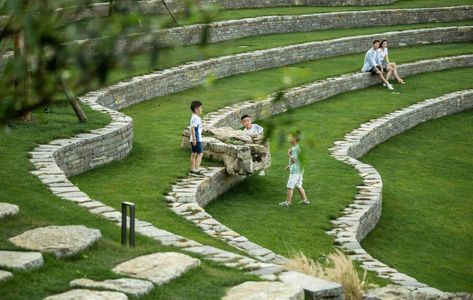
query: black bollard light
[{"left": 121, "top": 202, "right": 136, "bottom": 247}]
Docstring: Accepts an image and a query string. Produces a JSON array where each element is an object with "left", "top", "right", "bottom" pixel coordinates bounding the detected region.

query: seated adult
[
  {"left": 241, "top": 114, "right": 265, "bottom": 176},
  {"left": 378, "top": 39, "right": 405, "bottom": 84},
  {"left": 361, "top": 40, "right": 394, "bottom": 90}
]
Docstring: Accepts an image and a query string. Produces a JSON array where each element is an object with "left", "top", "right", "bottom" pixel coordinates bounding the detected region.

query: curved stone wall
[
  {"left": 71, "top": 7, "right": 473, "bottom": 54},
  {"left": 92, "top": 26, "right": 473, "bottom": 111},
  {"left": 328, "top": 89, "right": 473, "bottom": 293},
  {"left": 56, "top": 0, "right": 399, "bottom": 22},
  {"left": 209, "top": 0, "right": 397, "bottom": 9},
  {"left": 27, "top": 83, "right": 291, "bottom": 285},
  {"left": 168, "top": 55, "right": 473, "bottom": 265}
]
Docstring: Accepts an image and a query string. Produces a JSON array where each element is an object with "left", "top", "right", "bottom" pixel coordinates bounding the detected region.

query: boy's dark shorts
[
  {"left": 369, "top": 66, "right": 382, "bottom": 75},
  {"left": 191, "top": 141, "right": 203, "bottom": 154}
]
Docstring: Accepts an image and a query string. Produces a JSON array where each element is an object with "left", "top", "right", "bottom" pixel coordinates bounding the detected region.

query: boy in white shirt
[
  {"left": 361, "top": 40, "right": 394, "bottom": 90},
  {"left": 241, "top": 114, "right": 266, "bottom": 176},
  {"left": 189, "top": 100, "right": 204, "bottom": 175}
]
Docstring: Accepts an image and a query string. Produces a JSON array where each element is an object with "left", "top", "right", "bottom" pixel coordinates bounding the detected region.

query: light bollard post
[{"left": 121, "top": 202, "right": 136, "bottom": 247}]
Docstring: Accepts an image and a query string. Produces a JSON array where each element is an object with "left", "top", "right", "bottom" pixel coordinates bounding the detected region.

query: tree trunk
[
  {"left": 59, "top": 77, "right": 88, "bottom": 122},
  {"left": 161, "top": 0, "right": 178, "bottom": 24}
]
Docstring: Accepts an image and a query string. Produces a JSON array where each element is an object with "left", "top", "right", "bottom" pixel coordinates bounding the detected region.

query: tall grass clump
[{"left": 285, "top": 249, "right": 368, "bottom": 300}]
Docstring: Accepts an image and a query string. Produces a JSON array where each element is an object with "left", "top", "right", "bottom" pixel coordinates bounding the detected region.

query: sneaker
[
  {"left": 299, "top": 199, "right": 310, "bottom": 205},
  {"left": 190, "top": 170, "right": 204, "bottom": 176},
  {"left": 386, "top": 83, "right": 394, "bottom": 90},
  {"left": 279, "top": 201, "right": 291, "bottom": 206},
  {"left": 258, "top": 170, "right": 266, "bottom": 176}
]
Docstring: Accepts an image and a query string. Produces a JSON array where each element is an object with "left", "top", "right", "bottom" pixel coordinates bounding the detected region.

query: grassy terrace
[
  {"left": 211, "top": 0, "right": 473, "bottom": 21},
  {"left": 361, "top": 110, "right": 473, "bottom": 293},
  {"left": 61, "top": 0, "right": 473, "bottom": 29},
  {"left": 2, "top": 1, "right": 472, "bottom": 297},
  {"left": 0, "top": 104, "right": 256, "bottom": 300},
  {"left": 104, "top": 21, "right": 473, "bottom": 85},
  {"left": 206, "top": 69, "right": 473, "bottom": 293},
  {"left": 72, "top": 42, "right": 473, "bottom": 292}
]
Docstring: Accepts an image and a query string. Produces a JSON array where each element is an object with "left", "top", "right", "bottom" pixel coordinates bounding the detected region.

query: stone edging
[
  {"left": 83, "top": 26, "right": 473, "bottom": 111},
  {"left": 45, "top": 0, "right": 399, "bottom": 23},
  {"left": 86, "top": 6, "right": 473, "bottom": 48},
  {"left": 167, "top": 55, "right": 473, "bottom": 266},
  {"left": 327, "top": 89, "right": 473, "bottom": 293},
  {"left": 28, "top": 94, "right": 289, "bottom": 282}
]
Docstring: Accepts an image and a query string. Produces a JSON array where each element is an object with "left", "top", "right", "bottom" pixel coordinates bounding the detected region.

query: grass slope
[
  {"left": 0, "top": 104, "right": 255, "bottom": 300},
  {"left": 72, "top": 43, "right": 473, "bottom": 290},
  {"left": 205, "top": 69, "right": 473, "bottom": 293},
  {"left": 361, "top": 110, "right": 473, "bottom": 293}
]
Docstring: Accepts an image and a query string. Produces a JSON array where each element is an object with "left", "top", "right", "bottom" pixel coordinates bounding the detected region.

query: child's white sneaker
[
  {"left": 386, "top": 83, "right": 394, "bottom": 90},
  {"left": 258, "top": 170, "right": 265, "bottom": 176},
  {"left": 279, "top": 201, "right": 290, "bottom": 206},
  {"left": 299, "top": 199, "right": 310, "bottom": 205}
]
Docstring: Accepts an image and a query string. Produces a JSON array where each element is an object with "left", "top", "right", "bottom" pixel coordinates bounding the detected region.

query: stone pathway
[
  {"left": 9, "top": 225, "right": 101, "bottom": 258},
  {"left": 0, "top": 270, "right": 13, "bottom": 282},
  {"left": 44, "top": 289, "right": 128, "bottom": 300},
  {"left": 70, "top": 278, "right": 154, "bottom": 297},
  {"left": 112, "top": 252, "right": 200, "bottom": 285},
  {"left": 328, "top": 90, "right": 473, "bottom": 294},
  {"left": 0, "top": 250, "right": 44, "bottom": 270},
  {"left": 0, "top": 202, "right": 19, "bottom": 219},
  {"left": 223, "top": 281, "right": 304, "bottom": 300}
]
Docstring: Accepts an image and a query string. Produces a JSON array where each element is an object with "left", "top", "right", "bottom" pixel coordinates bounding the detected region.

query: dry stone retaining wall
[
  {"left": 93, "top": 26, "right": 473, "bottom": 112},
  {"left": 169, "top": 55, "right": 473, "bottom": 267},
  {"left": 54, "top": 0, "right": 399, "bottom": 22},
  {"left": 328, "top": 89, "right": 473, "bottom": 293},
  {"left": 155, "top": 6, "right": 473, "bottom": 46}
]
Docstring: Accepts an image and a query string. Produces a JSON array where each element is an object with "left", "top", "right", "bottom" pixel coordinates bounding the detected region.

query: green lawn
[
  {"left": 0, "top": 104, "right": 255, "bottom": 300},
  {"left": 60, "top": 0, "right": 473, "bottom": 30},
  {"left": 206, "top": 69, "right": 473, "bottom": 293},
  {"left": 104, "top": 21, "right": 473, "bottom": 85},
  {"left": 361, "top": 110, "right": 473, "bottom": 293},
  {"left": 72, "top": 43, "right": 473, "bottom": 290}
]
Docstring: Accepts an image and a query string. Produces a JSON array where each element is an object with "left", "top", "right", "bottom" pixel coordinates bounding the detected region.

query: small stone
[
  {"left": 8, "top": 225, "right": 101, "bottom": 258},
  {"left": 279, "top": 271, "right": 343, "bottom": 299},
  {"left": 223, "top": 281, "right": 304, "bottom": 300},
  {"left": 70, "top": 278, "right": 154, "bottom": 297},
  {"left": 0, "top": 251, "right": 44, "bottom": 270},
  {"left": 112, "top": 252, "right": 200, "bottom": 285},
  {"left": 0, "top": 202, "right": 19, "bottom": 219},
  {"left": 44, "top": 289, "right": 128, "bottom": 300},
  {"left": 0, "top": 270, "right": 13, "bottom": 282}
]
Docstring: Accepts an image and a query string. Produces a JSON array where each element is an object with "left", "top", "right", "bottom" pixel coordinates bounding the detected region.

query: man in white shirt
[
  {"left": 362, "top": 40, "right": 394, "bottom": 90},
  {"left": 241, "top": 114, "right": 266, "bottom": 176}
]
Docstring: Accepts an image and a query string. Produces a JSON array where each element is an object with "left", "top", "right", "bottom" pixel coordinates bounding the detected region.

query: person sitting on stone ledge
[
  {"left": 241, "top": 114, "right": 265, "bottom": 176},
  {"left": 362, "top": 40, "right": 394, "bottom": 90},
  {"left": 377, "top": 39, "right": 405, "bottom": 84}
]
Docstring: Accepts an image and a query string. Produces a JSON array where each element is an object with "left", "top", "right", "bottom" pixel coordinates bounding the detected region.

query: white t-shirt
[
  {"left": 243, "top": 124, "right": 264, "bottom": 135},
  {"left": 377, "top": 48, "right": 388, "bottom": 65},
  {"left": 189, "top": 114, "right": 202, "bottom": 142}
]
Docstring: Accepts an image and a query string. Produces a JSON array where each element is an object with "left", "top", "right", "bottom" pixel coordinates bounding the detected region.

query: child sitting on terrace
[{"left": 241, "top": 114, "right": 265, "bottom": 176}]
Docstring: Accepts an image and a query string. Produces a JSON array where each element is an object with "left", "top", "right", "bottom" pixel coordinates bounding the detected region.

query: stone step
[
  {"left": 112, "top": 252, "right": 200, "bottom": 285},
  {"left": 70, "top": 278, "right": 154, "bottom": 297},
  {"left": 223, "top": 281, "right": 304, "bottom": 300},
  {"left": 0, "top": 250, "right": 44, "bottom": 270},
  {"left": 8, "top": 225, "right": 101, "bottom": 258}
]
